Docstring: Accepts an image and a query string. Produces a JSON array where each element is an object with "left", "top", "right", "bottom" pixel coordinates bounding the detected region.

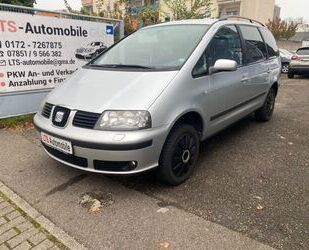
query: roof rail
[{"left": 219, "top": 16, "right": 265, "bottom": 27}]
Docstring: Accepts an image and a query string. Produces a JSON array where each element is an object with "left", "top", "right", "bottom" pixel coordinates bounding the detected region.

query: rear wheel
[
  {"left": 288, "top": 71, "right": 294, "bottom": 79},
  {"left": 255, "top": 88, "right": 276, "bottom": 122},
  {"left": 158, "top": 124, "right": 200, "bottom": 186}
]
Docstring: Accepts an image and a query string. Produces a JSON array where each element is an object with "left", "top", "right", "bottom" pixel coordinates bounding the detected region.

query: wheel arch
[
  {"left": 271, "top": 81, "right": 279, "bottom": 97},
  {"left": 167, "top": 110, "right": 205, "bottom": 139}
]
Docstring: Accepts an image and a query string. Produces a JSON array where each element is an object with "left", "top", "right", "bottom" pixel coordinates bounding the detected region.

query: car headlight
[
  {"left": 96, "top": 110, "right": 151, "bottom": 131},
  {"left": 86, "top": 48, "right": 95, "bottom": 53}
]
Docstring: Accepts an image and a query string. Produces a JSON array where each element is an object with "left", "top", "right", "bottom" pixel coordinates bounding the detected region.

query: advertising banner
[{"left": 0, "top": 12, "right": 114, "bottom": 93}]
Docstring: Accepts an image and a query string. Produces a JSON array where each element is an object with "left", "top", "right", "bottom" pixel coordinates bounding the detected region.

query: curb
[{"left": 0, "top": 180, "right": 87, "bottom": 250}]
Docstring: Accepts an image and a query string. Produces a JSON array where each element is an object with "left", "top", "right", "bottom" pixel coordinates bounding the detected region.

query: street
[{"left": 0, "top": 75, "right": 308, "bottom": 250}]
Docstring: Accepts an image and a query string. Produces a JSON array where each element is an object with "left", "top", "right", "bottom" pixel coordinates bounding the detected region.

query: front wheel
[
  {"left": 157, "top": 124, "right": 200, "bottom": 186},
  {"left": 255, "top": 88, "right": 276, "bottom": 122}
]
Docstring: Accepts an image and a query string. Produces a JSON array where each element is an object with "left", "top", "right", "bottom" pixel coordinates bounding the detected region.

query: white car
[{"left": 75, "top": 42, "right": 107, "bottom": 60}]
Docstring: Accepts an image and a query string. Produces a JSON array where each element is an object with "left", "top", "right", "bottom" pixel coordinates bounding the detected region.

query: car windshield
[
  {"left": 90, "top": 24, "right": 209, "bottom": 70},
  {"left": 90, "top": 42, "right": 101, "bottom": 46},
  {"left": 297, "top": 48, "right": 309, "bottom": 55}
]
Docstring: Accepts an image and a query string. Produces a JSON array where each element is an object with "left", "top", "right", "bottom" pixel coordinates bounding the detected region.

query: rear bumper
[
  {"left": 34, "top": 113, "right": 169, "bottom": 174},
  {"left": 289, "top": 65, "right": 309, "bottom": 74}
]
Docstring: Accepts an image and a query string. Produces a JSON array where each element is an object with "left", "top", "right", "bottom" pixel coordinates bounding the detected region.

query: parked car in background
[
  {"left": 288, "top": 47, "right": 309, "bottom": 78},
  {"left": 279, "top": 48, "right": 292, "bottom": 73},
  {"left": 34, "top": 17, "right": 281, "bottom": 185},
  {"left": 75, "top": 42, "right": 107, "bottom": 60}
]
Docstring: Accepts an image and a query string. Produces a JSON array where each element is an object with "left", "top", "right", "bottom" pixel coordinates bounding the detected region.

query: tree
[
  {"left": 0, "top": 0, "right": 36, "bottom": 7},
  {"left": 266, "top": 18, "right": 299, "bottom": 40},
  {"left": 63, "top": 0, "right": 72, "bottom": 12},
  {"left": 163, "top": 0, "right": 212, "bottom": 20},
  {"left": 95, "top": 0, "right": 159, "bottom": 34}
]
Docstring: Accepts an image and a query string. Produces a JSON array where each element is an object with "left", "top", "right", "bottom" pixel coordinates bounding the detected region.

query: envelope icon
[{"left": 0, "top": 60, "right": 6, "bottom": 66}]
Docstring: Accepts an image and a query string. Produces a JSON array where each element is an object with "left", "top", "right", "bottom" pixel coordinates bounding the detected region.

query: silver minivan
[{"left": 34, "top": 17, "right": 281, "bottom": 185}]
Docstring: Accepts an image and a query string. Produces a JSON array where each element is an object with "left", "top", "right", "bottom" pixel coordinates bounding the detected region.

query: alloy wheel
[{"left": 171, "top": 133, "right": 198, "bottom": 178}]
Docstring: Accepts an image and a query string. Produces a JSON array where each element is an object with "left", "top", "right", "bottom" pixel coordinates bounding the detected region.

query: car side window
[
  {"left": 239, "top": 25, "right": 267, "bottom": 63},
  {"left": 259, "top": 28, "right": 279, "bottom": 58},
  {"left": 193, "top": 25, "right": 243, "bottom": 77}
]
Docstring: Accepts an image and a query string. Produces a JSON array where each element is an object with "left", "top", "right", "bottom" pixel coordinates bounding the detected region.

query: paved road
[
  {"left": 0, "top": 75, "right": 308, "bottom": 249},
  {"left": 116, "top": 75, "right": 309, "bottom": 249}
]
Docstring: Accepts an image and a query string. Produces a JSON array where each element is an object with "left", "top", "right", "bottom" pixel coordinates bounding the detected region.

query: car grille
[
  {"left": 73, "top": 111, "right": 101, "bottom": 129},
  {"left": 52, "top": 106, "right": 71, "bottom": 127},
  {"left": 43, "top": 144, "right": 88, "bottom": 167},
  {"left": 76, "top": 48, "right": 85, "bottom": 53},
  {"left": 41, "top": 103, "right": 53, "bottom": 119},
  {"left": 93, "top": 160, "right": 137, "bottom": 172}
]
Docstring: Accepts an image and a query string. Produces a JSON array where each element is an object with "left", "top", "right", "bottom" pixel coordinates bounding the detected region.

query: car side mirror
[{"left": 210, "top": 59, "right": 237, "bottom": 74}]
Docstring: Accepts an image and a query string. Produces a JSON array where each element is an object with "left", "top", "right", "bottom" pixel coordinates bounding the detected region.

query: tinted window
[
  {"left": 297, "top": 48, "right": 309, "bottom": 55},
  {"left": 239, "top": 25, "right": 267, "bottom": 63},
  {"left": 193, "top": 25, "right": 243, "bottom": 76},
  {"left": 260, "top": 28, "right": 279, "bottom": 58}
]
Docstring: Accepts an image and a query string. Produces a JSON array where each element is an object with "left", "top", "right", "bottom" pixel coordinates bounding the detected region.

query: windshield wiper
[{"left": 89, "top": 64, "right": 155, "bottom": 69}]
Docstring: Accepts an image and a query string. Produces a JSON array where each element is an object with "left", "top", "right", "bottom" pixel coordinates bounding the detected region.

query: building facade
[
  {"left": 81, "top": 0, "right": 279, "bottom": 24},
  {"left": 212, "top": 0, "right": 278, "bottom": 24}
]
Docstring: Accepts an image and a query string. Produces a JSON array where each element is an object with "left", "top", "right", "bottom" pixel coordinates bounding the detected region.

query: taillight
[{"left": 291, "top": 54, "right": 299, "bottom": 60}]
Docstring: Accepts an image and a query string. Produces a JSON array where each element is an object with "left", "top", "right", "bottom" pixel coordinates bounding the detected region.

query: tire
[
  {"left": 281, "top": 63, "right": 289, "bottom": 74},
  {"left": 255, "top": 88, "right": 276, "bottom": 122},
  {"left": 157, "top": 124, "right": 200, "bottom": 186},
  {"left": 92, "top": 51, "right": 99, "bottom": 59},
  {"left": 288, "top": 71, "right": 294, "bottom": 79}
]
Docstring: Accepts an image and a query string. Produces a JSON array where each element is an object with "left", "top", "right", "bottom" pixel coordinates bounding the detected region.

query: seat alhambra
[{"left": 34, "top": 17, "right": 281, "bottom": 185}]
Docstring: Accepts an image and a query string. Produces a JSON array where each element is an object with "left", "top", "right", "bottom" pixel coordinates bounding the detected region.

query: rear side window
[
  {"left": 297, "top": 48, "right": 309, "bottom": 55},
  {"left": 260, "top": 28, "right": 279, "bottom": 58},
  {"left": 239, "top": 25, "right": 267, "bottom": 63}
]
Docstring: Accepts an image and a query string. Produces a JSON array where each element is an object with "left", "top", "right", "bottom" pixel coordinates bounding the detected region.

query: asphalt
[{"left": 0, "top": 75, "right": 308, "bottom": 249}]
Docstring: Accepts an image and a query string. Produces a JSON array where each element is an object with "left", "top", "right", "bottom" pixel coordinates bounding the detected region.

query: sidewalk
[{"left": 0, "top": 181, "right": 86, "bottom": 250}]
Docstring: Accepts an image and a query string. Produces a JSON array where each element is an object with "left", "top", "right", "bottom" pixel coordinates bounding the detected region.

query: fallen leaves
[
  {"left": 157, "top": 207, "right": 169, "bottom": 213},
  {"left": 254, "top": 195, "right": 263, "bottom": 201},
  {"left": 279, "top": 135, "right": 286, "bottom": 140},
  {"left": 80, "top": 191, "right": 114, "bottom": 213},
  {"left": 256, "top": 204, "right": 264, "bottom": 210},
  {"left": 159, "top": 242, "right": 170, "bottom": 249}
]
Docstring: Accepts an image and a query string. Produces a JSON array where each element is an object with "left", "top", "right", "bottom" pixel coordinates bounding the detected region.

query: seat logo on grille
[{"left": 55, "top": 111, "right": 65, "bottom": 123}]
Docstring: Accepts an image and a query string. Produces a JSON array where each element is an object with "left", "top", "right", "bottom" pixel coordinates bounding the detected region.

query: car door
[
  {"left": 192, "top": 25, "right": 248, "bottom": 136},
  {"left": 238, "top": 25, "right": 270, "bottom": 100},
  {"left": 259, "top": 27, "right": 281, "bottom": 84}
]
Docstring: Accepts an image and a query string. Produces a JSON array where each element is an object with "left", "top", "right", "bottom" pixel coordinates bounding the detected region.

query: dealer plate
[{"left": 41, "top": 132, "right": 73, "bottom": 155}]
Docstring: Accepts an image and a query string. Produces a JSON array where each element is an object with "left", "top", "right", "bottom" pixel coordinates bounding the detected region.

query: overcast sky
[{"left": 34, "top": 0, "right": 309, "bottom": 21}]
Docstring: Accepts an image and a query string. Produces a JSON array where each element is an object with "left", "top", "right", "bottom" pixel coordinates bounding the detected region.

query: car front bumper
[
  {"left": 33, "top": 113, "right": 169, "bottom": 174},
  {"left": 75, "top": 53, "right": 94, "bottom": 59}
]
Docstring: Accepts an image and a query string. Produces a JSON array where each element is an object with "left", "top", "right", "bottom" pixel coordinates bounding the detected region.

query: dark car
[
  {"left": 279, "top": 48, "right": 292, "bottom": 74},
  {"left": 75, "top": 42, "right": 107, "bottom": 60}
]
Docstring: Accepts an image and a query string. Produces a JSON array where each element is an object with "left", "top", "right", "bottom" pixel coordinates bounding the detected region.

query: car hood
[{"left": 46, "top": 68, "right": 178, "bottom": 113}]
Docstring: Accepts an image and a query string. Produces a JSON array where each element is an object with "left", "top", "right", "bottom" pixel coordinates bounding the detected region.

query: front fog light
[{"left": 96, "top": 110, "right": 151, "bottom": 130}]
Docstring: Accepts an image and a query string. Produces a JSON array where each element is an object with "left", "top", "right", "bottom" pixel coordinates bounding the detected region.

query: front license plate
[{"left": 41, "top": 132, "right": 73, "bottom": 155}]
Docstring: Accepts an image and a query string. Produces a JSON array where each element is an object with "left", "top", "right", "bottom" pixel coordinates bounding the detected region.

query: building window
[{"left": 226, "top": 10, "right": 239, "bottom": 16}]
